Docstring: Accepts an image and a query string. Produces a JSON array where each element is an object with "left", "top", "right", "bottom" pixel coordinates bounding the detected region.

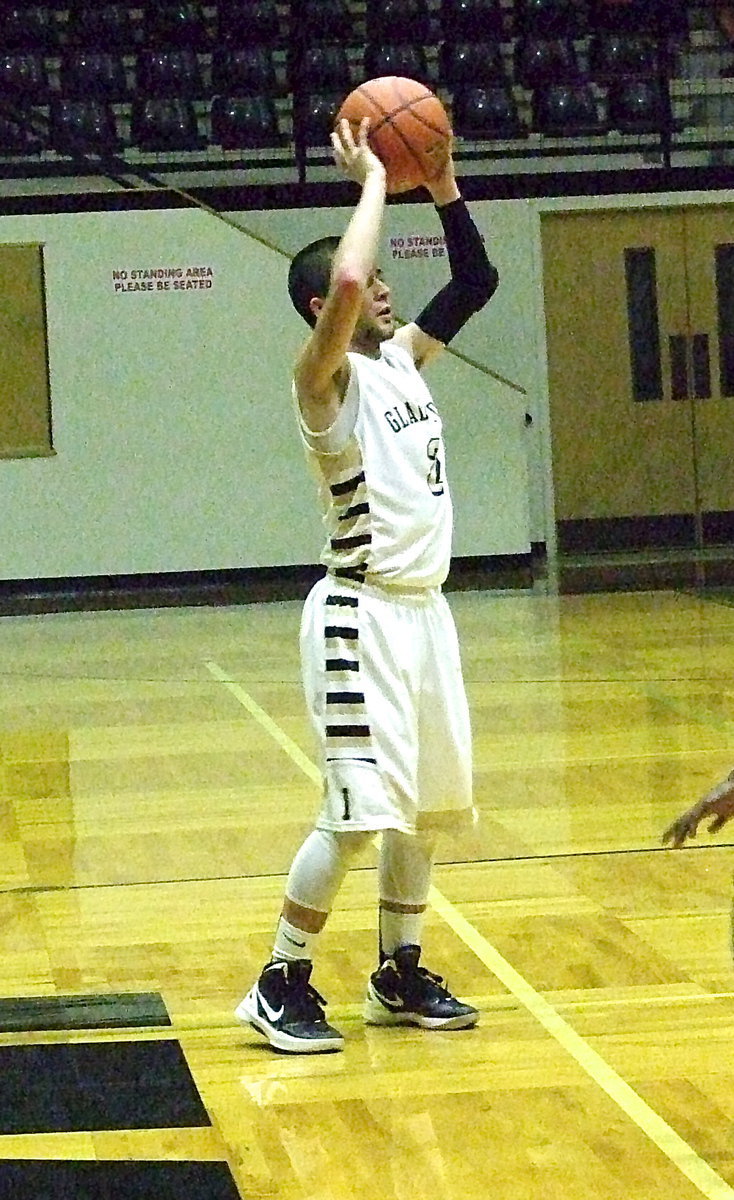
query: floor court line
[
  {"left": 204, "top": 659, "right": 320, "bottom": 786},
  {"left": 204, "top": 658, "right": 734, "bottom": 1200}
]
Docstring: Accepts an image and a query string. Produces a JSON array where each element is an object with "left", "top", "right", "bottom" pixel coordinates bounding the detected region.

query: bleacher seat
[
  {"left": 439, "top": 41, "right": 506, "bottom": 88},
  {"left": 217, "top": 1, "right": 282, "bottom": 45},
  {"left": 51, "top": 99, "right": 122, "bottom": 154},
  {"left": 0, "top": 54, "right": 50, "bottom": 101},
  {"left": 588, "top": 33, "right": 658, "bottom": 80},
  {"left": 291, "top": 45, "right": 352, "bottom": 92},
  {"left": 130, "top": 97, "right": 203, "bottom": 150},
  {"left": 0, "top": 112, "right": 43, "bottom": 154},
  {"left": 366, "top": 0, "right": 433, "bottom": 43},
  {"left": 532, "top": 82, "right": 604, "bottom": 134},
  {"left": 60, "top": 52, "right": 129, "bottom": 101},
  {"left": 514, "top": 36, "right": 580, "bottom": 87},
  {"left": 66, "top": 5, "right": 139, "bottom": 51},
  {"left": 589, "top": 1, "right": 688, "bottom": 35},
  {"left": 516, "top": 0, "right": 587, "bottom": 35},
  {"left": 297, "top": 0, "right": 353, "bottom": 43},
  {"left": 295, "top": 91, "right": 339, "bottom": 147},
  {"left": 2, "top": 6, "right": 60, "bottom": 51},
  {"left": 452, "top": 84, "right": 524, "bottom": 137},
  {"left": 141, "top": 2, "right": 210, "bottom": 49},
  {"left": 607, "top": 77, "right": 670, "bottom": 133},
  {"left": 136, "top": 49, "right": 205, "bottom": 98},
  {"left": 210, "top": 94, "right": 282, "bottom": 148},
  {"left": 441, "top": 0, "right": 504, "bottom": 39},
  {"left": 363, "top": 44, "right": 429, "bottom": 83},
  {"left": 212, "top": 46, "right": 278, "bottom": 96}
]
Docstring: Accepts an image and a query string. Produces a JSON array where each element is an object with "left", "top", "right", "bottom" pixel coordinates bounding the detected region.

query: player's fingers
[
  {"left": 708, "top": 814, "right": 728, "bottom": 832},
  {"left": 339, "top": 117, "right": 358, "bottom": 150},
  {"left": 662, "top": 819, "right": 694, "bottom": 847},
  {"left": 330, "top": 119, "right": 348, "bottom": 156},
  {"left": 355, "top": 116, "right": 370, "bottom": 147}
]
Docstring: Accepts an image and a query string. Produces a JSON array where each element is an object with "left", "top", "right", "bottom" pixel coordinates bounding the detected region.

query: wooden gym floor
[{"left": 0, "top": 585, "right": 734, "bottom": 1199}]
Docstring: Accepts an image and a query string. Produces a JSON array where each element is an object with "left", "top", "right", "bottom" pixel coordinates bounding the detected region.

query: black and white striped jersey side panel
[
  {"left": 323, "top": 593, "right": 376, "bottom": 766},
  {"left": 327, "top": 468, "right": 371, "bottom": 584}
]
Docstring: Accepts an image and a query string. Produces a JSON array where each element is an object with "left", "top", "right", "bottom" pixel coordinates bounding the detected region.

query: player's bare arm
[
  {"left": 391, "top": 149, "right": 499, "bottom": 371},
  {"left": 294, "top": 118, "right": 387, "bottom": 433},
  {"left": 662, "top": 769, "right": 734, "bottom": 848}
]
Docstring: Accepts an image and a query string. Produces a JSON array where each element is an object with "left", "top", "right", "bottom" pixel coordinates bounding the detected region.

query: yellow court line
[
  {"left": 205, "top": 657, "right": 734, "bottom": 1200},
  {"left": 429, "top": 889, "right": 734, "bottom": 1200},
  {"left": 486, "top": 748, "right": 734, "bottom": 769},
  {"left": 203, "top": 660, "right": 321, "bottom": 786}
]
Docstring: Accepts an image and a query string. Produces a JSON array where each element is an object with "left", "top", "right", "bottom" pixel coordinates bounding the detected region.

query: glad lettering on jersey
[{"left": 383, "top": 400, "right": 438, "bottom": 433}]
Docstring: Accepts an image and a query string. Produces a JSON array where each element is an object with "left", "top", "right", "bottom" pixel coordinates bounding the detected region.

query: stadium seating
[
  {"left": 0, "top": 54, "right": 50, "bottom": 101},
  {"left": 452, "top": 84, "right": 525, "bottom": 138},
  {"left": 136, "top": 49, "right": 205, "bottom": 99},
  {"left": 514, "top": 36, "right": 580, "bottom": 87},
  {"left": 363, "top": 43, "right": 430, "bottom": 83},
  {"left": 532, "top": 81, "right": 605, "bottom": 135},
  {"left": 51, "top": 98, "right": 122, "bottom": 154},
  {"left": 210, "top": 94, "right": 282, "bottom": 148},
  {"left": 66, "top": 5, "right": 139, "bottom": 51},
  {"left": 216, "top": 1, "right": 282, "bottom": 45},
  {"left": 141, "top": 2, "right": 210, "bottom": 49},
  {"left": 440, "top": 41, "right": 507, "bottom": 88},
  {"left": 211, "top": 46, "right": 279, "bottom": 96},
  {"left": 607, "top": 77, "right": 671, "bottom": 133},
  {"left": 130, "top": 97, "right": 203, "bottom": 150},
  {"left": 441, "top": 0, "right": 505, "bottom": 40},
  {"left": 60, "top": 51, "right": 129, "bottom": 101}
]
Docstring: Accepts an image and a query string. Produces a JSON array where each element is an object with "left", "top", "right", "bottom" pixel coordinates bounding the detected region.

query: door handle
[
  {"left": 691, "top": 332, "right": 711, "bottom": 399},
  {"left": 669, "top": 334, "right": 688, "bottom": 399}
]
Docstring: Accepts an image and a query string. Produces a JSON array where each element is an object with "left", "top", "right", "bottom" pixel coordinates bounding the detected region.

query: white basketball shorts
[{"left": 300, "top": 575, "right": 475, "bottom": 835}]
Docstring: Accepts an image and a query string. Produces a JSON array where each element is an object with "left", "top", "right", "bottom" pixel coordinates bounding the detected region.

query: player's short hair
[{"left": 287, "top": 236, "right": 341, "bottom": 327}]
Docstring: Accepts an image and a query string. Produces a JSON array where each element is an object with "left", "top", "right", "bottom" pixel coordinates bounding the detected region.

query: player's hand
[
  {"left": 662, "top": 772, "right": 734, "bottom": 848},
  {"left": 423, "top": 139, "right": 460, "bottom": 206},
  {"left": 331, "top": 118, "right": 385, "bottom": 186}
]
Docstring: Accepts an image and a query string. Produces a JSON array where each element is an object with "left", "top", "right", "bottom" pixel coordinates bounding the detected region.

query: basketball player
[
  {"left": 663, "top": 769, "right": 734, "bottom": 847},
  {"left": 236, "top": 117, "right": 498, "bottom": 1053}
]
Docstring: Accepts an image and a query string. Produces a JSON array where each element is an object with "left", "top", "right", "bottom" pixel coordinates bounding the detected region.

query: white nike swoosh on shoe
[
  {"left": 373, "top": 992, "right": 405, "bottom": 1010},
  {"left": 257, "top": 989, "right": 285, "bottom": 1023}
]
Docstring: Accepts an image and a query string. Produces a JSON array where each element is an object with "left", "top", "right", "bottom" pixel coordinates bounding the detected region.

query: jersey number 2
[{"left": 427, "top": 437, "right": 445, "bottom": 496}]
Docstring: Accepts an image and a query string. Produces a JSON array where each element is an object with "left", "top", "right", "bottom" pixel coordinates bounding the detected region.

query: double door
[{"left": 541, "top": 206, "right": 734, "bottom": 559}]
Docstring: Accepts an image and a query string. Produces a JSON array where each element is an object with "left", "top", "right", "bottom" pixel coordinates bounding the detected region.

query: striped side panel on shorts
[{"left": 323, "top": 593, "right": 375, "bottom": 768}]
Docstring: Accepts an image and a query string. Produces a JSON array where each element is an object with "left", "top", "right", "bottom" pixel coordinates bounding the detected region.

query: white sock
[
  {"left": 379, "top": 907, "right": 425, "bottom": 958},
  {"left": 272, "top": 917, "right": 318, "bottom": 963}
]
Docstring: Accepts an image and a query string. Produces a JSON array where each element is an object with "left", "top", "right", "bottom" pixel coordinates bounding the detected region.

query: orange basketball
[{"left": 335, "top": 76, "right": 451, "bottom": 195}]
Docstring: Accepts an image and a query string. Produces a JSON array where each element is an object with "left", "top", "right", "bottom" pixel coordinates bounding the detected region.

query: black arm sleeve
[{"left": 415, "top": 198, "right": 499, "bottom": 345}]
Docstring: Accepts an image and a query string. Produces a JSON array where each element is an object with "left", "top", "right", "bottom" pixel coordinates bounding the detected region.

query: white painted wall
[
  {"left": 0, "top": 201, "right": 531, "bottom": 581},
  {"left": 2, "top": 187, "right": 730, "bottom": 581},
  {"left": 0, "top": 207, "right": 321, "bottom": 578}
]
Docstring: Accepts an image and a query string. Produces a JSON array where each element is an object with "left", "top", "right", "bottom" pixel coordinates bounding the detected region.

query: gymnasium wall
[
  {"left": 3, "top": 188, "right": 728, "bottom": 582},
  {"left": 0, "top": 200, "right": 532, "bottom": 582}
]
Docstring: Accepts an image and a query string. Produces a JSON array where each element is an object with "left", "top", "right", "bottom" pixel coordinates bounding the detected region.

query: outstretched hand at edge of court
[{"left": 662, "top": 770, "right": 734, "bottom": 848}]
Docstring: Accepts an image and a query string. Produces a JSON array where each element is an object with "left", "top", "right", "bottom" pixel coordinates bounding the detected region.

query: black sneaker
[
  {"left": 236, "top": 959, "right": 344, "bottom": 1053},
  {"left": 364, "top": 945, "right": 479, "bottom": 1030}
]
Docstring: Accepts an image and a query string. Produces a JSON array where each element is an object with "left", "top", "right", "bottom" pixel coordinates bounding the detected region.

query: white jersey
[{"left": 296, "top": 341, "right": 453, "bottom": 589}]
